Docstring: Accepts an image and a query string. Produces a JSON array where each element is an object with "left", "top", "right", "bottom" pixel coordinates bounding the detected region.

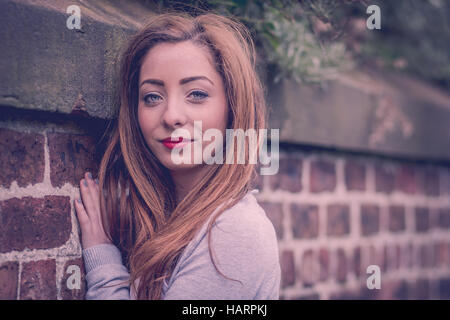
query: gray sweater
[{"left": 82, "top": 190, "right": 281, "bottom": 300}]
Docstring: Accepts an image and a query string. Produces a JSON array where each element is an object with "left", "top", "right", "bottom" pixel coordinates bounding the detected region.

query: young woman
[{"left": 74, "top": 12, "right": 280, "bottom": 300}]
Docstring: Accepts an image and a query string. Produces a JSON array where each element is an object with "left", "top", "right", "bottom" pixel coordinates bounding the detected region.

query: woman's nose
[{"left": 161, "top": 98, "right": 188, "bottom": 128}]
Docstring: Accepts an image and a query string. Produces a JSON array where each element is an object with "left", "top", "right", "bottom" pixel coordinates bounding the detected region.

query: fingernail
[
  {"left": 95, "top": 178, "right": 99, "bottom": 184},
  {"left": 83, "top": 179, "right": 88, "bottom": 187},
  {"left": 87, "top": 172, "right": 93, "bottom": 179}
]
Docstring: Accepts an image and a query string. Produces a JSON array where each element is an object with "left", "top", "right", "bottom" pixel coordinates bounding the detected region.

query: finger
[
  {"left": 74, "top": 197, "right": 90, "bottom": 225},
  {"left": 79, "top": 178, "right": 99, "bottom": 218},
  {"left": 84, "top": 172, "right": 100, "bottom": 206}
]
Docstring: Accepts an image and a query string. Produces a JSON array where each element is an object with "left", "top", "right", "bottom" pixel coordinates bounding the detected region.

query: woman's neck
[{"left": 170, "top": 164, "right": 214, "bottom": 203}]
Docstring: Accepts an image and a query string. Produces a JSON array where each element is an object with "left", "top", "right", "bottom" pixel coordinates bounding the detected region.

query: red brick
[
  {"left": 344, "top": 160, "right": 366, "bottom": 191},
  {"left": 290, "top": 203, "right": 319, "bottom": 239},
  {"left": 0, "top": 196, "right": 71, "bottom": 253},
  {"left": 352, "top": 246, "right": 362, "bottom": 278},
  {"left": 439, "top": 167, "right": 450, "bottom": 195},
  {"left": 384, "top": 244, "right": 401, "bottom": 272},
  {"left": 367, "top": 245, "right": 385, "bottom": 273},
  {"left": 414, "top": 278, "right": 430, "bottom": 299},
  {"left": 417, "top": 167, "right": 439, "bottom": 197},
  {"left": 269, "top": 157, "right": 302, "bottom": 192},
  {"left": 300, "top": 249, "right": 318, "bottom": 287},
  {"left": 0, "top": 128, "right": 45, "bottom": 188},
  {"left": 375, "top": 162, "right": 396, "bottom": 194},
  {"left": 60, "top": 258, "right": 86, "bottom": 300},
  {"left": 401, "top": 242, "right": 414, "bottom": 269},
  {"left": 280, "top": 250, "right": 295, "bottom": 288},
  {"left": 20, "top": 259, "right": 56, "bottom": 300},
  {"left": 377, "top": 279, "right": 409, "bottom": 299},
  {"left": 419, "top": 243, "right": 434, "bottom": 269},
  {"left": 433, "top": 241, "right": 450, "bottom": 268},
  {"left": 335, "top": 248, "right": 347, "bottom": 283},
  {"left": 310, "top": 159, "right": 336, "bottom": 193},
  {"left": 259, "top": 202, "right": 283, "bottom": 240},
  {"left": 326, "top": 204, "right": 350, "bottom": 237},
  {"left": 438, "top": 278, "right": 450, "bottom": 299},
  {"left": 415, "top": 207, "right": 430, "bottom": 233},
  {"left": 438, "top": 208, "right": 450, "bottom": 229},
  {"left": 389, "top": 205, "right": 406, "bottom": 232},
  {"left": 318, "top": 248, "right": 329, "bottom": 282},
  {"left": 0, "top": 261, "right": 19, "bottom": 299},
  {"left": 361, "top": 204, "right": 380, "bottom": 236},
  {"left": 395, "top": 164, "right": 417, "bottom": 194},
  {"left": 47, "top": 132, "right": 99, "bottom": 188}
]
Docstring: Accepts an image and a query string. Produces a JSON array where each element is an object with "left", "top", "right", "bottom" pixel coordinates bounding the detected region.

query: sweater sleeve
[
  {"left": 162, "top": 195, "right": 281, "bottom": 300},
  {"left": 82, "top": 243, "right": 132, "bottom": 300}
]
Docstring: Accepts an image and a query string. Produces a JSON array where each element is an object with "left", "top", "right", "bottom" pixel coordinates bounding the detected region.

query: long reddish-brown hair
[{"left": 97, "top": 12, "right": 267, "bottom": 299}]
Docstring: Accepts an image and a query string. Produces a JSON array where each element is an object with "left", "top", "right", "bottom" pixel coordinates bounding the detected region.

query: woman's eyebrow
[
  {"left": 140, "top": 76, "right": 214, "bottom": 88},
  {"left": 179, "top": 76, "right": 214, "bottom": 86},
  {"left": 140, "top": 79, "right": 164, "bottom": 87}
]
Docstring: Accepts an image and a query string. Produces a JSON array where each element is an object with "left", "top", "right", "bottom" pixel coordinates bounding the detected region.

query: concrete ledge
[
  {"left": 267, "top": 68, "right": 450, "bottom": 162},
  {"left": 0, "top": 0, "right": 152, "bottom": 119}
]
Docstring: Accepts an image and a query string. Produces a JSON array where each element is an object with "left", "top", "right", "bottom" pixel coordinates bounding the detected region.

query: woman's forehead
[{"left": 139, "top": 41, "right": 217, "bottom": 81}]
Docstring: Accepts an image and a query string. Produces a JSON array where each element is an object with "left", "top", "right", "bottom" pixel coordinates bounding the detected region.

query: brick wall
[
  {"left": 256, "top": 152, "right": 450, "bottom": 299},
  {"left": 0, "top": 110, "right": 100, "bottom": 300},
  {"left": 1, "top": 111, "right": 449, "bottom": 300}
]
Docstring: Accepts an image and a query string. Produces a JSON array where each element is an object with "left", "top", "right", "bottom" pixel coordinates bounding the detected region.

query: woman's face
[{"left": 137, "top": 41, "right": 228, "bottom": 172}]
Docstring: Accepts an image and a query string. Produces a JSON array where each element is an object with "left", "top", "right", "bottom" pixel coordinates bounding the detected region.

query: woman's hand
[{"left": 74, "top": 172, "right": 112, "bottom": 249}]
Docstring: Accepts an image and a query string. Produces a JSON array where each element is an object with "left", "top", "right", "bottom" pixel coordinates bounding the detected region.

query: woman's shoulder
[
  {"left": 184, "top": 188, "right": 278, "bottom": 260},
  {"left": 213, "top": 189, "right": 277, "bottom": 243}
]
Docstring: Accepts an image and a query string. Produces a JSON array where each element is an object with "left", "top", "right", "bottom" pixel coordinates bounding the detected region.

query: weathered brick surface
[
  {"left": 310, "top": 159, "right": 336, "bottom": 193},
  {"left": 259, "top": 202, "right": 283, "bottom": 239},
  {"left": 318, "top": 248, "right": 329, "bottom": 282},
  {"left": 300, "top": 249, "right": 318, "bottom": 287},
  {"left": 290, "top": 203, "right": 319, "bottom": 239},
  {"left": 434, "top": 241, "right": 450, "bottom": 268},
  {"left": 326, "top": 204, "right": 350, "bottom": 237},
  {"left": 47, "top": 132, "right": 99, "bottom": 188},
  {"left": 389, "top": 205, "right": 406, "bottom": 232},
  {"left": 418, "top": 167, "right": 439, "bottom": 196},
  {"left": 20, "top": 259, "right": 56, "bottom": 300},
  {"left": 2, "top": 121, "right": 449, "bottom": 300},
  {"left": 438, "top": 208, "right": 450, "bottom": 229},
  {"left": 440, "top": 167, "right": 450, "bottom": 195},
  {"left": 335, "top": 248, "right": 347, "bottom": 283},
  {"left": 438, "top": 278, "right": 450, "bottom": 299},
  {"left": 0, "top": 128, "right": 45, "bottom": 188},
  {"left": 280, "top": 250, "right": 295, "bottom": 288},
  {"left": 415, "top": 207, "right": 430, "bottom": 233},
  {"left": 352, "top": 246, "right": 362, "bottom": 278},
  {"left": 269, "top": 157, "right": 302, "bottom": 192},
  {"left": 344, "top": 160, "right": 366, "bottom": 191},
  {"left": 419, "top": 243, "right": 434, "bottom": 269},
  {"left": 0, "top": 261, "right": 19, "bottom": 299},
  {"left": 0, "top": 196, "right": 71, "bottom": 253},
  {"left": 60, "top": 258, "right": 86, "bottom": 300},
  {"left": 395, "top": 164, "right": 417, "bottom": 194},
  {"left": 375, "top": 162, "right": 396, "bottom": 194},
  {"left": 361, "top": 204, "right": 380, "bottom": 236}
]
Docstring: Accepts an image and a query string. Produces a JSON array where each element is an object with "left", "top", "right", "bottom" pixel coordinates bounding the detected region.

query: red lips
[{"left": 160, "top": 137, "right": 193, "bottom": 150}]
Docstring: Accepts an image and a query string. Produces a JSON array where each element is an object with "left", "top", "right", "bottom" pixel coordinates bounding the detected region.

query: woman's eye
[
  {"left": 188, "top": 90, "right": 209, "bottom": 101},
  {"left": 143, "top": 93, "right": 162, "bottom": 105}
]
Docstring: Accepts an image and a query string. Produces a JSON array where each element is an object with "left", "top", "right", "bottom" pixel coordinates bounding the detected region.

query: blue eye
[
  {"left": 189, "top": 91, "right": 208, "bottom": 101},
  {"left": 144, "top": 93, "right": 162, "bottom": 105}
]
